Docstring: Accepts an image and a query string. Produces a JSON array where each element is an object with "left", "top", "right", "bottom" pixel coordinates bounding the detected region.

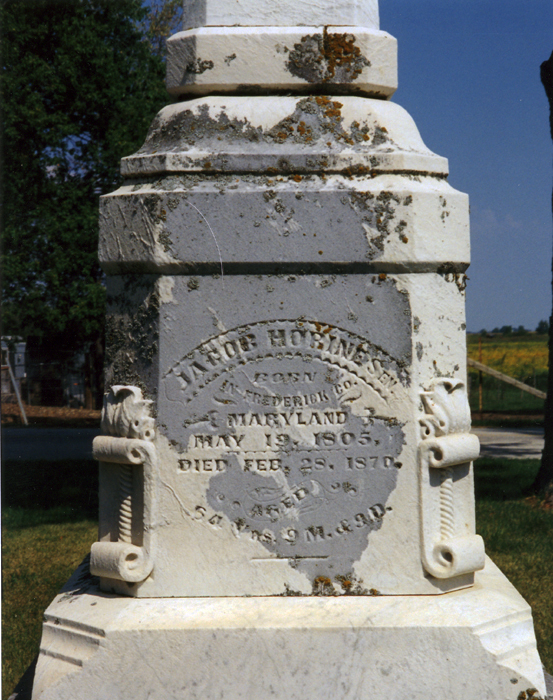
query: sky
[{"left": 379, "top": 0, "right": 553, "bottom": 332}]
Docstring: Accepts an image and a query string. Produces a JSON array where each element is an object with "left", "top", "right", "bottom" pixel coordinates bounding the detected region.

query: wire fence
[{"left": 467, "top": 369, "right": 547, "bottom": 414}]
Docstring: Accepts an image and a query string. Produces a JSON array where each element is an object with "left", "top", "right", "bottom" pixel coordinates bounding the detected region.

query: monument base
[{"left": 32, "top": 556, "right": 545, "bottom": 700}]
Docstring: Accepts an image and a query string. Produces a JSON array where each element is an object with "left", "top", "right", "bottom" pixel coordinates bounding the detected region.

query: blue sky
[{"left": 380, "top": 0, "right": 553, "bottom": 331}]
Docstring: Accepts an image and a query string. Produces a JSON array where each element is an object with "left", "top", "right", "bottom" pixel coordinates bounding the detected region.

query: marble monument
[{"left": 31, "top": 0, "right": 546, "bottom": 697}]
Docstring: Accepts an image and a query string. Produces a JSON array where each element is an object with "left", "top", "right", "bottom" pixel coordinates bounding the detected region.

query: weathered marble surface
[
  {"left": 181, "top": 0, "right": 380, "bottom": 30},
  {"left": 166, "top": 28, "right": 397, "bottom": 97},
  {"left": 92, "top": 266, "right": 481, "bottom": 598},
  {"left": 31, "top": 557, "right": 546, "bottom": 700},
  {"left": 91, "top": 78, "right": 483, "bottom": 598},
  {"left": 30, "top": 0, "right": 546, "bottom": 695}
]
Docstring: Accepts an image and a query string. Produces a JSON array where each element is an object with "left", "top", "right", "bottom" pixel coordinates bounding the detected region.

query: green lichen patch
[
  {"left": 285, "top": 30, "right": 371, "bottom": 84},
  {"left": 136, "top": 96, "right": 393, "bottom": 166}
]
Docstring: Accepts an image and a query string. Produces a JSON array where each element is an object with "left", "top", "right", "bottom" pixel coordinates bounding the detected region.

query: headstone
[{"left": 31, "top": 1, "right": 546, "bottom": 698}]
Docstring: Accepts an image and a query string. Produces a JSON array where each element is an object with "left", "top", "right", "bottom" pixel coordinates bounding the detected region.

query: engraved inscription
[
  {"left": 166, "top": 320, "right": 407, "bottom": 404},
  {"left": 165, "top": 320, "right": 406, "bottom": 582}
]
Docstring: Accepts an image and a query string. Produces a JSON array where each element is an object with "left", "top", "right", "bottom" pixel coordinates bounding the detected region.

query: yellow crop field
[
  {"left": 467, "top": 333, "right": 549, "bottom": 380},
  {"left": 466, "top": 333, "right": 548, "bottom": 414}
]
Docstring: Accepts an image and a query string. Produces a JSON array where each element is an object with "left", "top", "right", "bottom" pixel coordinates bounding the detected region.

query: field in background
[
  {"left": 2, "top": 457, "right": 552, "bottom": 698},
  {"left": 467, "top": 333, "right": 548, "bottom": 415},
  {"left": 2, "top": 334, "right": 548, "bottom": 428}
]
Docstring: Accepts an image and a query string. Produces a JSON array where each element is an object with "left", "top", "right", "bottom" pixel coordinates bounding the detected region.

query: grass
[
  {"left": 2, "top": 512, "right": 97, "bottom": 698},
  {"left": 1, "top": 459, "right": 99, "bottom": 699},
  {"left": 474, "top": 458, "right": 553, "bottom": 673},
  {"left": 468, "top": 374, "right": 547, "bottom": 414},
  {"left": 2, "top": 457, "right": 552, "bottom": 698}
]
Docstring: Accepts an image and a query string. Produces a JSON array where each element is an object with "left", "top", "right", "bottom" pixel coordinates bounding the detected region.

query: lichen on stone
[{"left": 285, "top": 30, "right": 371, "bottom": 84}]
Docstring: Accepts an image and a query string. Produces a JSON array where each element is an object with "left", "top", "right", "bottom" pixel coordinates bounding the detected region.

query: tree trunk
[
  {"left": 83, "top": 332, "right": 105, "bottom": 410},
  {"left": 532, "top": 50, "right": 553, "bottom": 505},
  {"left": 93, "top": 332, "right": 105, "bottom": 409}
]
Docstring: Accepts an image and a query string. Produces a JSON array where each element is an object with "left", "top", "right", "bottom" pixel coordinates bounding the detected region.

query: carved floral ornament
[
  {"left": 419, "top": 379, "right": 471, "bottom": 439},
  {"left": 418, "top": 380, "right": 485, "bottom": 580},
  {"left": 91, "top": 386, "right": 157, "bottom": 585},
  {"left": 101, "top": 385, "right": 155, "bottom": 441}
]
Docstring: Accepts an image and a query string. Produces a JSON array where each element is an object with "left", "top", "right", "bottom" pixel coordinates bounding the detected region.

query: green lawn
[
  {"left": 2, "top": 459, "right": 99, "bottom": 698},
  {"left": 2, "top": 457, "right": 552, "bottom": 698},
  {"left": 2, "top": 511, "right": 97, "bottom": 698},
  {"left": 474, "top": 458, "right": 553, "bottom": 674}
]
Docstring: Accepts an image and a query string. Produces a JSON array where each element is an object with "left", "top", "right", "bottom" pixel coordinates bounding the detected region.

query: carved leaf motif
[
  {"left": 419, "top": 380, "right": 471, "bottom": 439},
  {"left": 101, "top": 385, "right": 155, "bottom": 441}
]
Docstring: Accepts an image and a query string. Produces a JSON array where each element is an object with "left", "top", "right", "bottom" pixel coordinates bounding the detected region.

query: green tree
[
  {"left": 142, "top": 0, "right": 183, "bottom": 56},
  {"left": 533, "top": 50, "right": 553, "bottom": 504},
  {"left": 536, "top": 319, "right": 550, "bottom": 334},
  {"left": 1, "top": 0, "right": 169, "bottom": 407}
]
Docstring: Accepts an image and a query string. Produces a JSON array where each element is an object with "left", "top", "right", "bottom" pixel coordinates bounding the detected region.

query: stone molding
[
  {"left": 419, "top": 380, "right": 485, "bottom": 579},
  {"left": 30, "top": 558, "right": 547, "bottom": 699},
  {"left": 166, "top": 26, "right": 397, "bottom": 98},
  {"left": 121, "top": 96, "right": 446, "bottom": 177},
  {"left": 90, "top": 387, "right": 157, "bottom": 584}
]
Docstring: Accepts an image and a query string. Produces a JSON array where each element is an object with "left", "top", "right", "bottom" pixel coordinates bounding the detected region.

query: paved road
[
  {"left": 472, "top": 427, "right": 544, "bottom": 460},
  {"left": 1, "top": 427, "right": 101, "bottom": 462},
  {"left": 1, "top": 426, "right": 545, "bottom": 462}
]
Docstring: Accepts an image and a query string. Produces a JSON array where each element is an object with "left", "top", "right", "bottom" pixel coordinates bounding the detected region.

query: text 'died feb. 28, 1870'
[{"left": 164, "top": 320, "right": 408, "bottom": 580}]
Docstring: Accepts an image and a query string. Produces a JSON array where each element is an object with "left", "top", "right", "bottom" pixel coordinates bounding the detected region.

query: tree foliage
[
  {"left": 1, "top": 0, "right": 169, "bottom": 376},
  {"left": 142, "top": 0, "right": 183, "bottom": 56}
]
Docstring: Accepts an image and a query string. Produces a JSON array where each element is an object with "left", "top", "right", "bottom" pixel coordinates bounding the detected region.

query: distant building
[
  {"left": 2, "top": 337, "right": 86, "bottom": 407},
  {"left": 1, "top": 337, "right": 26, "bottom": 402}
]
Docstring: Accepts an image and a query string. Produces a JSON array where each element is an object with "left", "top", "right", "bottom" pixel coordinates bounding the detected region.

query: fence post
[
  {"left": 6, "top": 356, "right": 28, "bottom": 426},
  {"left": 478, "top": 336, "right": 483, "bottom": 419}
]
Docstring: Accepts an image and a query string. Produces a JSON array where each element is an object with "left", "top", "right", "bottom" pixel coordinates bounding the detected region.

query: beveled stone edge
[
  {"left": 166, "top": 26, "right": 397, "bottom": 97},
  {"left": 120, "top": 153, "right": 449, "bottom": 177}
]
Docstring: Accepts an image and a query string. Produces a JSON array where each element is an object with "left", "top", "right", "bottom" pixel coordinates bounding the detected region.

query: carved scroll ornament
[
  {"left": 91, "top": 386, "right": 157, "bottom": 585},
  {"left": 419, "top": 379, "right": 485, "bottom": 580}
]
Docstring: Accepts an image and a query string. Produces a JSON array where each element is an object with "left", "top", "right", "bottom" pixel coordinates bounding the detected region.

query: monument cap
[{"left": 167, "top": 0, "right": 396, "bottom": 98}]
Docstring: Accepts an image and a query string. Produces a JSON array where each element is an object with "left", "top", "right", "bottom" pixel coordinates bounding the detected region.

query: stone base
[{"left": 31, "top": 556, "right": 545, "bottom": 700}]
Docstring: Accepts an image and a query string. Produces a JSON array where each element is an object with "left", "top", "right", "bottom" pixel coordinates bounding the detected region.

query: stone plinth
[
  {"left": 166, "top": 29, "right": 397, "bottom": 97},
  {"left": 169, "top": 1, "right": 387, "bottom": 98},
  {"left": 32, "top": 558, "right": 546, "bottom": 699}
]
